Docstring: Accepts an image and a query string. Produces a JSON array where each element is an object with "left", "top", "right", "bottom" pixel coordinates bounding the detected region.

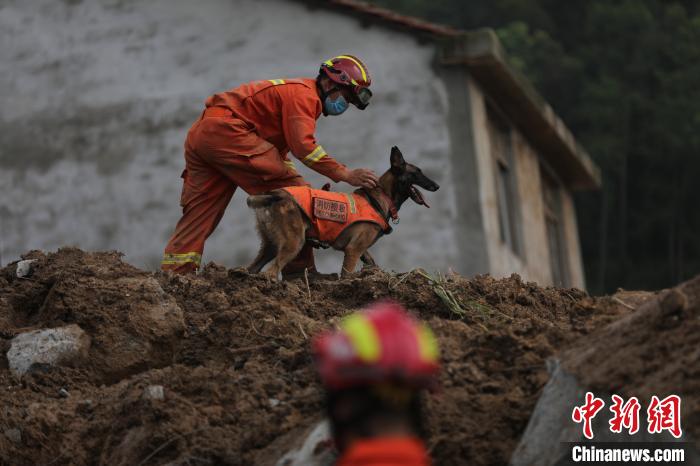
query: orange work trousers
[{"left": 161, "top": 108, "right": 315, "bottom": 274}]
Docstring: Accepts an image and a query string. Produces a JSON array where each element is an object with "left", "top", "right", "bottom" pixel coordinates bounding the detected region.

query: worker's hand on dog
[{"left": 344, "top": 168, "right": 379, "bottom": 189}]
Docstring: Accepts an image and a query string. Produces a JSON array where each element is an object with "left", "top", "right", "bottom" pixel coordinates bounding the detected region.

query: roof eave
[
  {"left": 440, "top": 29, "right": 601, "bottom": 190},
  {"left": 299, "top": 0, "right": 463, "bottom": 38}
]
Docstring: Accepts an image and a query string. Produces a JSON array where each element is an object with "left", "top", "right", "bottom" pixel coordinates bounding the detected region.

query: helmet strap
[{"left": 316, "top": 77, "right": 330, "bottom": 116}]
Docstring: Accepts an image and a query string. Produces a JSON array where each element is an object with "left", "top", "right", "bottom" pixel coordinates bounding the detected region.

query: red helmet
[
  {"left": 313, "top": 301, "right": 440, "bottom": 391},
  {"left": 319, "top": 55, "right": 372, "bottom": 110}
]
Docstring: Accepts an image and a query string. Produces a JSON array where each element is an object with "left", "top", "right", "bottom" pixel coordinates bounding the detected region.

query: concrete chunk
[
  {"left": 276, "top": 420, "right": 335, "bottom": 466},
  {"left": 15, "top": 259, "right": 36, "bottom": 278},
  {"left": 143, "top": 385, "right": 164, "bottom": 400},
  {"left": 7, "top": 324, "right": 90, "bottom": 376}
]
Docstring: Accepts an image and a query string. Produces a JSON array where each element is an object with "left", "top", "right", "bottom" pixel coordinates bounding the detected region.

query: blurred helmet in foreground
[{"left": 313, "top": 301, "right": 440, "bottom": 391}]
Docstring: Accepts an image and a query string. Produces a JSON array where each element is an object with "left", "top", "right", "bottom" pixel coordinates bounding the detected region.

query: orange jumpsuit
[
  {"left": 336, "top": 437, "right": 432, "bottom": 466},
  {"left": 162, "top": 78, "right": 349, "bottom": 273}
]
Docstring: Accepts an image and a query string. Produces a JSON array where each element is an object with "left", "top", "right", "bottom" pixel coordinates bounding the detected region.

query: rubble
[
  {"left": 511, "top": 278, "right": 700, "bottom": 465},
  {"left": 143, "top": 385, "right": 165, "bottom": 401},
  {"left": 6, "top": 324, "right": 90, "bottom": 376},
  {"left": 276, "top": 421, "right": 334, "bottom": 466},
  {"left": 15, "top": 260, "right": 36, "bottom": 278},
  {"left": 0, "top": 248, "right": 695, "bottom": 465}
]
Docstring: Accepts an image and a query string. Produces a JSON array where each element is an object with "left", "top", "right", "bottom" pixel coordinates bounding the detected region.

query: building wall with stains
[
  {"left": 465, "top": 75, "right": 586, "bottom": 288},
  {"left": 0, "top": 0, "right": 460, "bottom": 274},
  {"left": 0, "top": 0, "right": 588, "bottom": 287},
  {"left": 560, "top": 190, "right": 586, "bottom": 288}
]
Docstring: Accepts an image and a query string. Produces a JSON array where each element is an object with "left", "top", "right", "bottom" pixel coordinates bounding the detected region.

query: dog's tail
[{"left": 247, "top": 193, "right": 283, "bottom": 209}]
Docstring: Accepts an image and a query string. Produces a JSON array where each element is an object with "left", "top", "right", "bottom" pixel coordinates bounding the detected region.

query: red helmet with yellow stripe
[
  {"left": 313, "top": 301, "right": 440, "bottom": 391},
  {"left": 319, "top": 55, "right": 373, "bottom": 110}
]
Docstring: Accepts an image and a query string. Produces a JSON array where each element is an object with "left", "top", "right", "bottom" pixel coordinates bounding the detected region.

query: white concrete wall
[
  {"left": 466, "top": 77, "right": 585, "bottom": 288},
  {"left": 511, "top": 131, "right": 553, "bottom": 286},
  {"left": 467, "top": 78, "right": 529, "bottom": 281},
  {"left": 0, "top": 0, "right": 458, "bottom": 274},
  {"left": 560, "top": 190, "right": 586, "bottom": 289}
]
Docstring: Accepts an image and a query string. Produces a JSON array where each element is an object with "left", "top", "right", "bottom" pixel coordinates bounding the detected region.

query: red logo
[
  {"left": 572, "top": 393, "right": 683, "bottom": 439},
  {"left": 647, "top": 395, "right": 682, "bottom": 438},
  {"left": 609, "top": 395, "right": 641, "bottom": 435},
  {"left": 572, "top": 392, "right": 606, "bottom": 439}
]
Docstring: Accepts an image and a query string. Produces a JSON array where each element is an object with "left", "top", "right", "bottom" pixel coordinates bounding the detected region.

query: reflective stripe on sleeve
[
  {"left": 161, "top": 252, "right": 202, "bottom": 266},
  {"left": 302, "top": 145, "right": 327, "bottom": 166},
  {"left": 268, "top": 79, "right": 286, "bottom": 85},
  {"left": 284, "top": 160, "right": 297, "bottom": 171}
]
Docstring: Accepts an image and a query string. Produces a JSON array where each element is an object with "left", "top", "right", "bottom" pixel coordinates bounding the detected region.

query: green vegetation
[{"left": 375, "top": 0, "right": 700, "bottom": 293}]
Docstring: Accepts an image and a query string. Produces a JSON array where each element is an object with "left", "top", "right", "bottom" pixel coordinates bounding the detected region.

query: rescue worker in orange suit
[
  {"left": 313, "top": 301, "right": 440, "bottom": 466},
  {"left": 161, "top": 55, "right": 379, "bottom": 276}
]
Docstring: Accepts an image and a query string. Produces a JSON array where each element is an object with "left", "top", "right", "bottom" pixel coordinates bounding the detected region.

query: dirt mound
[
  {"left": 0, "top": 248, "right": 645, "bottom": 465},
  {"left": 507, "top": 276, "right": 700, "bottom": 466},
  {"left": 562, "top": 276, "right": 700, "bottom": 439}
]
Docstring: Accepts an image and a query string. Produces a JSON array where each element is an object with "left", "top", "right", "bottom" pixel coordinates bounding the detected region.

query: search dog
[{"left": 246, "top": 146, "right": 439, "bottom": 279}]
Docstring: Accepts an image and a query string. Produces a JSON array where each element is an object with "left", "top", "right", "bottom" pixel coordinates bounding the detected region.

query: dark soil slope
[{"left": 0, "top": 248, "right": 644, "bottom": 465}]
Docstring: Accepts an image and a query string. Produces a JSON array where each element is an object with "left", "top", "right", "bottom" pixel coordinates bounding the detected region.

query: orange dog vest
[{"left": 282, "top": 186, "right": 392, "bottom": 244}]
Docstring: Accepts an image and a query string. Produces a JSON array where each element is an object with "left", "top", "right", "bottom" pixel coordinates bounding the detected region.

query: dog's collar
[{"left": 359, "top": 188, "right": 399, "bottom": 225}]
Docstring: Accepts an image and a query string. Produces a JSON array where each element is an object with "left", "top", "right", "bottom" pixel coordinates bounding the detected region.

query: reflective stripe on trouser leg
[
  {"left": 162, "top": 166, "right": 236, "bottom": 273},
  {"left": 161, "top": 252, "right": 202, "bottom": 267}
]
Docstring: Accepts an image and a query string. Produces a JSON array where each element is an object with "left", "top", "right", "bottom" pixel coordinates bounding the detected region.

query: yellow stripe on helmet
[
  {"left": 336, "top": 55, "right": 368, "bottom": 82},
  {"left": 341, "top": 313, "right": 381, "bottom": 362},
  {"left": 416, "top": 324, "right": 439, "bottom": 363}
]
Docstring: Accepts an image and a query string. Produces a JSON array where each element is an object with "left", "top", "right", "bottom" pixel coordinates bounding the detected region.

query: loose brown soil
[
  {"left": 562, "top": 276, "right": 700, "bottom": 441},
  {"left": 0, "top": 248, "right": 668, "bottom": 465}
]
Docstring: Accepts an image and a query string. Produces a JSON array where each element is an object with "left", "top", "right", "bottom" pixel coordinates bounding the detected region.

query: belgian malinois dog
[{"left": 246, "top": 146, "right": 439, "bottom": 279}]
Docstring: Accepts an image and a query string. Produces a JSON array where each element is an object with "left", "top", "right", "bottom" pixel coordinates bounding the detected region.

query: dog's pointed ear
[{"left": 390, "top": 146, "right": 406, "bottom": 174}]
